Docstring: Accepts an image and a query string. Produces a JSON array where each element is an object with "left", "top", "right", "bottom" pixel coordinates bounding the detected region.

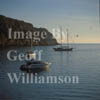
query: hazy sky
[{"left": 0, "top": 0, "right": 99, "bottom": 43}]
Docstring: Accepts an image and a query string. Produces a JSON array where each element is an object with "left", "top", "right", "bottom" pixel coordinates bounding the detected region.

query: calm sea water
[{"left": 0, "top": 44, "right": 100, "bottom": 100}]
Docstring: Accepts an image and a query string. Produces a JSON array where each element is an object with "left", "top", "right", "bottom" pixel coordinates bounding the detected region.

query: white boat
[
  {"left": 20, "top": 39, "right": 51, "bottom": 72},
  {"left": 20, "top": 59, "right": 51, "bottom": 70}
]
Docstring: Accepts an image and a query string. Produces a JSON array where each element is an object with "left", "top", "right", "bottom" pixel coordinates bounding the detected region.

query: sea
[{"left": 0, "top": 44, "right": 100, "bottom": 100}]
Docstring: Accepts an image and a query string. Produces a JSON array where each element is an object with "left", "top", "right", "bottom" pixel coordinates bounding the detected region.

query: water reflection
[
  {"left": 0, "top": 45, "right": 100, "bottom": 100},
  {"left": 20, "top": 65, "right": 50, "bottom": 74}
]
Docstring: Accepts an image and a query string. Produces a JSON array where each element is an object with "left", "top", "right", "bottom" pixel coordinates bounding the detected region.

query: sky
[{"left": 0, "top": 0, "right": 100, "bottom": 43}]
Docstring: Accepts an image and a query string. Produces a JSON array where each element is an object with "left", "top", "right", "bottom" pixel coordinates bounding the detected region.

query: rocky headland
[{"left": 0, "top": 15, "right": 58, "bottom": 47}]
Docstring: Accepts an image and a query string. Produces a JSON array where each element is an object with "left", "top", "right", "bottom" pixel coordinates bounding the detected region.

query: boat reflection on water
[{"left": 20, "top": 66, "right": 50, "bottom": 73}]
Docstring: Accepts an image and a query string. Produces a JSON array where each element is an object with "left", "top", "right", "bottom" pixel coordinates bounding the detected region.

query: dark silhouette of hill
[{"left": 0, "top": 15, "right": 58, "bottom": 47}]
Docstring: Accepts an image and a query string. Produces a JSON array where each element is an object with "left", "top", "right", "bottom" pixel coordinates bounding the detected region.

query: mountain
[{"left": 0, "top": 15, "right": 58, "bottom": 47}]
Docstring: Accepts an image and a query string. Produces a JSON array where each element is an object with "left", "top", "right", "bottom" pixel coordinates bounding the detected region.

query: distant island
[{"left": 0, "top": 15, "right": 58, "bottom": 47}]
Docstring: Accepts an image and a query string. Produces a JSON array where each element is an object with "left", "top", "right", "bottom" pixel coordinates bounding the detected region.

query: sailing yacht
[{"left": 53, "top": 28, "right": 73, "bottom": 51}]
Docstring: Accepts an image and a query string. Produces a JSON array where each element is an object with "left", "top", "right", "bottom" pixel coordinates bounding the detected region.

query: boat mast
[
  {"left": 60, "top": 27, "right": 63, "bottom": 47},
  {"left": 66, "top": 28, "right": 69, "bottom": 48},
  {"left": 30, "top": 38, "right": 32, "bottom": 49}
]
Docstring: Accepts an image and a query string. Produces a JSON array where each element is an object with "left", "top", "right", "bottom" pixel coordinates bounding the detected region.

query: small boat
[
  {"left": 53, "top": 46, "right": 73, "bottom": 51},
  {"left": 20, "top": 39, "right": 51, "bottom": 72},
  {"left": 53, "top": 28, "right": 73, "bottom": 51},
  {"left": 20, "top": 59, "right": 51, "bottom": 71}
]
